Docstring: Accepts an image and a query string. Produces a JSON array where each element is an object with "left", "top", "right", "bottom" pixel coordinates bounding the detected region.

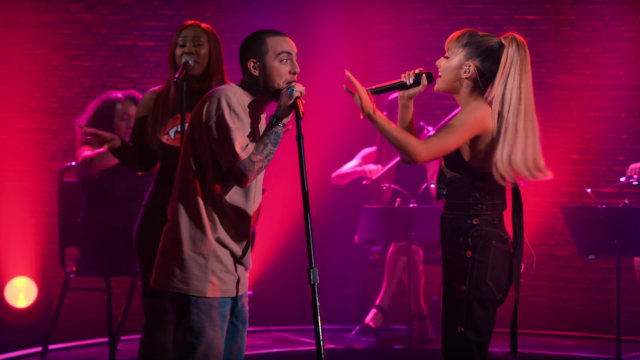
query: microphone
[
  {"left": 174, "top": 56, "right": 194, "bottom": 83},
  {"left": 293, "top": 97, "right": 304, "bottom": 121},
  {"left": 366, "top": 70, "right": 435, "bottom": 95}
]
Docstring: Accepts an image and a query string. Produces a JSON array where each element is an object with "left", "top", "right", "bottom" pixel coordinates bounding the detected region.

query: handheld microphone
[
  {"left": 366, "top": 70, "right": 435, "bottom": 95},
  {"left": 174, "top": 56, "right": 194, "bottom": 83},
  {"left": 293, "top": 97, "right": 304, "bottom": 121}
]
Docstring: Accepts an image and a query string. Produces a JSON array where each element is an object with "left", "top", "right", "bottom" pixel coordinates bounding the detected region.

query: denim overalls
[{"left": 437, "top": 149, "right": 523, "bottom": 360}]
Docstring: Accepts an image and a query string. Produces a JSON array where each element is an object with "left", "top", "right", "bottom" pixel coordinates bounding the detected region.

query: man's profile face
[{"left": 262, "top": 36, "right": 300, "bottom": 101}]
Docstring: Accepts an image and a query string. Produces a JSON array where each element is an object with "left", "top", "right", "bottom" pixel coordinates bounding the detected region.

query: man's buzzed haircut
[{"left": 239, "top": 29, "right": 288, "bottom": 75}]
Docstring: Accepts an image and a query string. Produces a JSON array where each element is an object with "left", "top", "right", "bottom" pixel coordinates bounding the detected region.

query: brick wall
[{"left": 0, "top": 0, "right": 638, "bottom": 350}]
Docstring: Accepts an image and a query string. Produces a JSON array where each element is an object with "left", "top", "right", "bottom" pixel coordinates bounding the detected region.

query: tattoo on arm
[{"left": 235, "top": 123, "right": 285, "bottom": 187}]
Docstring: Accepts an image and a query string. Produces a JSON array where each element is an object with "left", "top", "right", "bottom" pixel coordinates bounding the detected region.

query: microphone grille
[{"left": 182, "top": 56, "right": 195, "bottom": 66}]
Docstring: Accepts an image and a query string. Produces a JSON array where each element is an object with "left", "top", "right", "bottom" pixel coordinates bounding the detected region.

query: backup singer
[{"left": 79, "top": 21, "right": 227, "bottom": 360}]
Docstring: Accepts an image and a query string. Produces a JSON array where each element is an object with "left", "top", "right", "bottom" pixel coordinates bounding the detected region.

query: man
[{"left": 151, "top": 29, "right": 304, "bottom": 359}]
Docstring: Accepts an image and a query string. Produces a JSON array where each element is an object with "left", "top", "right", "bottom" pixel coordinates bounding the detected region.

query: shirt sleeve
[
  {"left": 206, "top": 89, "right": 255, "bottom": 171},
  {"left": 109, "top": 115, "right": 159, "bottom": 172}
]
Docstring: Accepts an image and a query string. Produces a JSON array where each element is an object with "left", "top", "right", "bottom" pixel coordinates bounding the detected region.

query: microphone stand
[
  {"left": 173, "top": 59, "right": 192, "bottom": 148},
  {"left": 293, "top": 98, "right": 326, "bottom": 360},
  {"left": 173, "top": 77, "right": 187, "bottom": 148}
]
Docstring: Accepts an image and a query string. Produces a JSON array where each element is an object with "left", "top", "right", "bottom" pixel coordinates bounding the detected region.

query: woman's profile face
[
  {"left": 113, "top": 100, "right": 137, "bottom": 141},
  {"left": 434, "top": 47, "right": 465, "bottom": 94},
  {"left": 175, "top": 26, "right": 210, "bottom": 77}
]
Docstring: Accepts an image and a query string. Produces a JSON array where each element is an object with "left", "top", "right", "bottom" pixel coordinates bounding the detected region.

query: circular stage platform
[{"left": 1, "top": 326, "right": 637, "bottom": 360}]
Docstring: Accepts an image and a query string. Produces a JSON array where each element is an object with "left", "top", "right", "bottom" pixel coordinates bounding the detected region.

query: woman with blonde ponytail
[
  {"left": 344, "top": 29, "right": 550, "bottom": 359},
  {"left": 490, "top": 33, "right": 550, "bottom": 184}
]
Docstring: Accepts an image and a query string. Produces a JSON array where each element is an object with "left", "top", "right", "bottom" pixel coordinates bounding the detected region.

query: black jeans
[{"left": 440, "top": 212, "right": 513, "bottom": 360}]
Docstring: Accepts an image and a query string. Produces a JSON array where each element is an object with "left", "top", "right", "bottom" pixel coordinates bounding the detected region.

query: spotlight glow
[{"left": 4, "top": 276, "right": 38, "bottom": 309}]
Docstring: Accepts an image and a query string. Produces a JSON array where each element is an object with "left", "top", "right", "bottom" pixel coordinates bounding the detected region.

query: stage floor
[{"left": 2, "top": 326, "right": 639, "bottom": 360}]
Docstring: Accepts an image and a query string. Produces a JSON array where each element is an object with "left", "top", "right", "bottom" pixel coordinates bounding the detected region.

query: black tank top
[
  {"left": 147, "top": 88, "right": 209, "bottom": 209},
  {"left": 437, "top": 149, "right": 506, "bottom": 214}
]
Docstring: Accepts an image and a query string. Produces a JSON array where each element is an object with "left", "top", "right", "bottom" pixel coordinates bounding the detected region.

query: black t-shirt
[{"left": 111, "top": 88, "right": 209, "bottom": 211}]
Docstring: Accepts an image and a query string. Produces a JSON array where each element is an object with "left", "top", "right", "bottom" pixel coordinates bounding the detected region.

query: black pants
[
  {"left": 440, "top": 212, "right": 513, "bottom": 360},
  {"left": 135, "top": 204, "right": 173, "bottom": 360}
]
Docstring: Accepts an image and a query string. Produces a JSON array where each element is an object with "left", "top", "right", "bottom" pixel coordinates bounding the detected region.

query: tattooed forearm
[{"left": 234, "top": 124, "right": 285, "bottom": 188}]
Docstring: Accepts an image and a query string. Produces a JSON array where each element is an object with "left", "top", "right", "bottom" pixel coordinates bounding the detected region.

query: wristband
[{"left": 269, "top": 114, "right": 286, "bottom": 128}]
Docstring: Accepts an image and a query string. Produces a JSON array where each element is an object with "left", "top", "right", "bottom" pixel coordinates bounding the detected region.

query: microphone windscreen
[{"left": 182, "top": 56, "right": 195, "bottom": 67}]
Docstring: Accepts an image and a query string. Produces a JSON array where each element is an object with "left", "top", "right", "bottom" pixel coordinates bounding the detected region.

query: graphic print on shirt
[{"left": 161, "top": 113, "right": 192, "bottom": 147}]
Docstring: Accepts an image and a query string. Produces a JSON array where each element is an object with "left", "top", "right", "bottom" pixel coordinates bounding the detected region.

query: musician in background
[
  {"left": 75, "top": 90, "right": 153, "bottom": 271},
  {"left": 332, "top": 93, "right": 439, "bottom": 341},
  {"left": 627, "top": 162, "right": 640, "bottom": 179}
]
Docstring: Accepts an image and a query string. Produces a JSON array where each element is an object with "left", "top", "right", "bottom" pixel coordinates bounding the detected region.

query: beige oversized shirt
[{"left": 151, "top": 83, "right": 266, "bottom": 297}]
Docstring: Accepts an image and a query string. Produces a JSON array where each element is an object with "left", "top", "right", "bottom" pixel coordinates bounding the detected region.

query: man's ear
[{"left": 248, "top": 60, "right": 260, "bottom": 76}]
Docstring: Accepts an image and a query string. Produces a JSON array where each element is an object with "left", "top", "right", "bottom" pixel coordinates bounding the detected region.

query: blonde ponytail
[{"left": 488, "top": 33, "right": 552, "bottom": 185}]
